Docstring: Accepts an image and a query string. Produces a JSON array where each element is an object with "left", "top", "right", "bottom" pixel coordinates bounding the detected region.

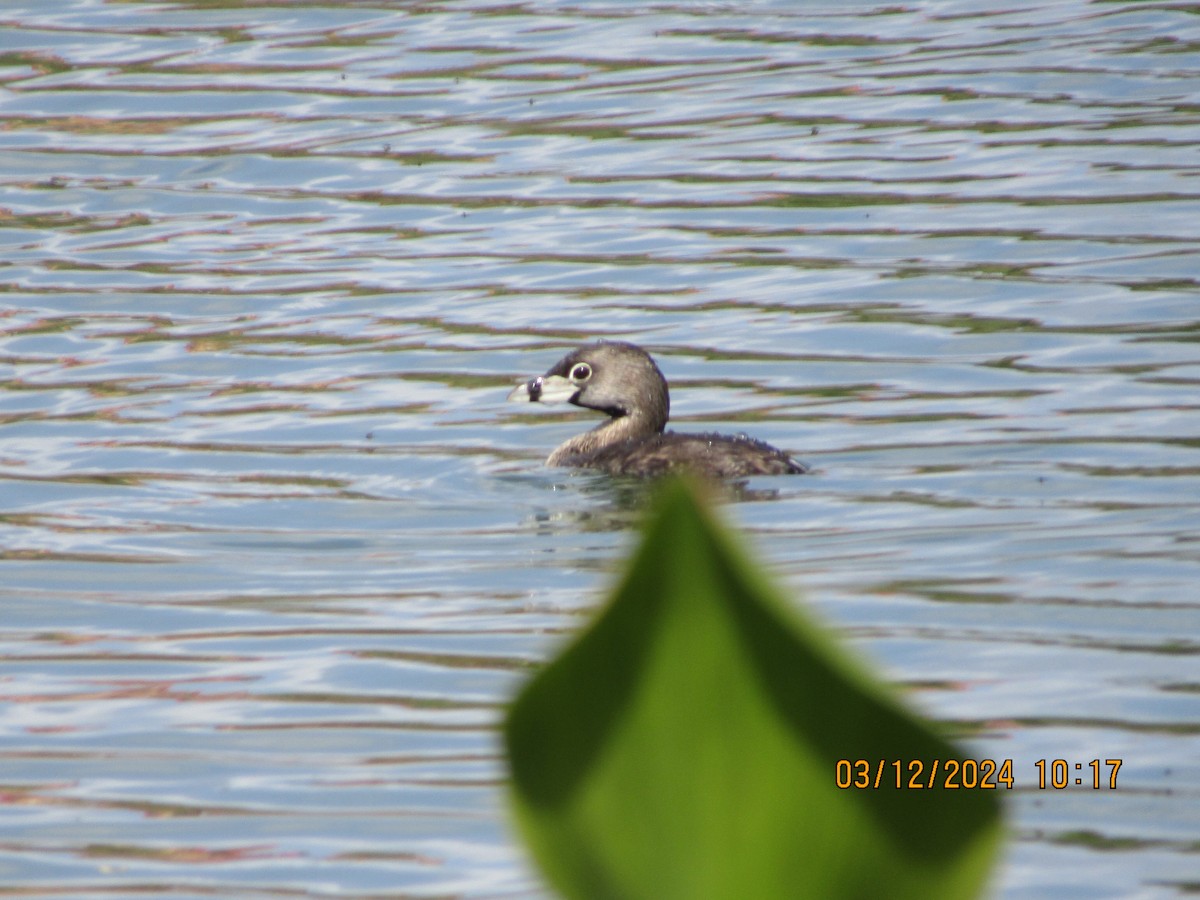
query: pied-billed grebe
[{"left": 507, "top": 341, "right": 808, "bottom": 478}]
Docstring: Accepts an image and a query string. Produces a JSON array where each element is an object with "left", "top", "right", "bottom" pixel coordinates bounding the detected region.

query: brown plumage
[{"left": 507, "top": 341, "right": 807, "bottom": 478}]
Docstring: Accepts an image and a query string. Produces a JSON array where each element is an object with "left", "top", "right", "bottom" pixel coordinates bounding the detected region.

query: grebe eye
[{"left": 570, "top": 363, "right": 592, "bottom": 382}]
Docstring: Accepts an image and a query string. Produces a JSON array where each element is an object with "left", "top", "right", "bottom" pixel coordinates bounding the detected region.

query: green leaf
[{"left": 504, "top": 477, "right": 1003, "bottom": 900}]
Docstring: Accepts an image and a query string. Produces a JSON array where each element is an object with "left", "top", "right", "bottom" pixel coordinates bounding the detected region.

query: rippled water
[{"left": 2, "top": 1, "right": 1198, "bottom": 897}]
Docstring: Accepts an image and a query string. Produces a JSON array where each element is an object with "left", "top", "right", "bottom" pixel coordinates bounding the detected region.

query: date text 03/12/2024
[{"left": 835, "top": 758, "right": 1123, "bottom": 791}]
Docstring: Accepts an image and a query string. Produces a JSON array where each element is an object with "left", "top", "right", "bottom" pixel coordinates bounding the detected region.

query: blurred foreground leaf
[{"left": 505, "top": 477, "right": 1002, "bottom": 899}]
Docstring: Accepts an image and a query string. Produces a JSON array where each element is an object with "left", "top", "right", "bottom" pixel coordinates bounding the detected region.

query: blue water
[{"left": 1, "top": 1, "right": 1198, "bottom": 896}]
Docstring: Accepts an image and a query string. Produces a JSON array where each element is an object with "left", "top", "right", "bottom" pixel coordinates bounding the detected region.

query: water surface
[{"left": 1, "top": 1, "right": 1198, "bottom": 897}]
